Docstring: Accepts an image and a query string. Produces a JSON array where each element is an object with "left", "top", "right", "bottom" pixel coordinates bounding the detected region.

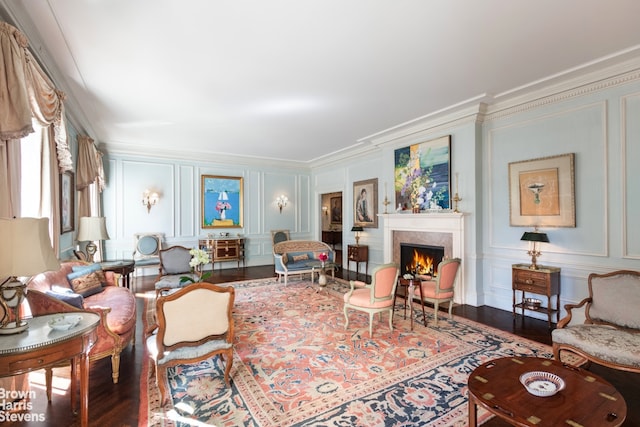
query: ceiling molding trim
[
  {"left": 102, "top": 142, "right": 310, "bottom": 170},
  {"left": 484, "top": 55, "right": 640, "bottom": 122}
]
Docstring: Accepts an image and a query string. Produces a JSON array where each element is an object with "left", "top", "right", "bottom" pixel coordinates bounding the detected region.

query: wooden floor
[{"left": 9, "top": 265, "right": 639, "bottom": 426}]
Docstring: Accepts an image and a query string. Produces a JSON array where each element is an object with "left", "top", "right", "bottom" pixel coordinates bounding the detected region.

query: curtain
[
  {"left": 0, "top": 22, "right": 71, "bottom": 243},
  {"left": 0, "top": 22, "right": 32, "bottom": 141},
  {"left": 77, "top": 135, "right": 104, "bottom": 218}
]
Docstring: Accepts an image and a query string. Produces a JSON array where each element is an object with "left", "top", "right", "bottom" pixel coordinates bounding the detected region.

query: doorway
[{"left": 320, "top": 192, "right": 343, "bottom": 267}]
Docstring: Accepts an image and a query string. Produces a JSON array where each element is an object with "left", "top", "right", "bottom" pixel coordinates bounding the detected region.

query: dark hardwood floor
[{"left": 8, "top": 265, "right": 639, "bottom": 426}]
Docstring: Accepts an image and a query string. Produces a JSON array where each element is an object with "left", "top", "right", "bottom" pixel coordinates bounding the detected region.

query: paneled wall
[{"left": 101, "top": 155, "right": 310, "bottom": 273}]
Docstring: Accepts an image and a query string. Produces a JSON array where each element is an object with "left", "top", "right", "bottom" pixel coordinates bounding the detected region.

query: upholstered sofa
[
  {"left": 273, "top": 240, "right": 335, "bottom": 285},
  {"left": 26, "top": 261, "right": 137, "bottom": 384},
  {"left": 552, "top": 270, "right": 640, "bottom": 373}
]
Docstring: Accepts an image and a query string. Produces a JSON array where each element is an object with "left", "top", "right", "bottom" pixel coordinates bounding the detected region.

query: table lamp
[
  {"left": 0, "top": 217, "right": 60, "bottom": 334},
  {"left": 351, "top": 226, "right": 364, "bottom": 246},
  {"left": 77, "top": 216, "right": 110, "bottom": 263},
  {"left": 520, "top": 229, "right": 549, "bottom": 270}
]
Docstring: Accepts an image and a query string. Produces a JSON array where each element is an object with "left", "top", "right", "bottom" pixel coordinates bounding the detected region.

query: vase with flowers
[
  {"left": 216, "top": 201, "right": 231, "bottom": 220},
  {"left": 180, "top": 248, "right": 212, "bottom": 285}
]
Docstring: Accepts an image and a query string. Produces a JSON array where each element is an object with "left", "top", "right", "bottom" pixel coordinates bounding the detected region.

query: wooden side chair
[
  {"left": 418, "top": 258, "right": 461, "bottom": 325},
  {"left": 154, "top": 245, "right": 199, "bottom": 296},
  {"left": 146, "top": 282, "right": 235, "bottom": 404},
  {"left": 343, "top": 263, "right": 399, "bottom": 338}
]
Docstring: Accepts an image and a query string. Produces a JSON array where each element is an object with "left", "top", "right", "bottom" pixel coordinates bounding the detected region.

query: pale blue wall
[
  {"left": 98, "top": 71, "right": 640, "bottom": 319},
  {"left": 101, "top": 154, "right": 310, "bottom": 269}
]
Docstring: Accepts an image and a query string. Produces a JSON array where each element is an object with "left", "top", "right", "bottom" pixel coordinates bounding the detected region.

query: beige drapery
[
  {"left": 76, "top": 135, "right": 105, "bottom": 218},
  {"left": 0, "top": 22, "right": 71, "bottom": 246}
]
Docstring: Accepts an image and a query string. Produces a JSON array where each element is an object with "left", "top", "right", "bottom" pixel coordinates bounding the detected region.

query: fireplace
[
  {"left": 400, "top": 243, "right": 445, "bottom": 277},
  {"left": 382, "top": 212, "right": 465, "bottom": 304}
]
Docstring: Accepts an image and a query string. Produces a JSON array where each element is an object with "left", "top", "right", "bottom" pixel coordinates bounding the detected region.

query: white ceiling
[{"left": 4, "top": 0, "right": 640, "bottom": 164}]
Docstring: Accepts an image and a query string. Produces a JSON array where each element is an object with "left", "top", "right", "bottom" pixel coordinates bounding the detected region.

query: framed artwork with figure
[
  {"left": 201, "top": 175, "right": 244, "bottom": 228},
  {"left": 60, "top": 171, "right": 74, "bottom": 233},
  {"left": 330, "top": 196, "right": 342, "bottom": 225},
  {"left": 509, "top": 153, "right": 575, "bottom": 227},
  {"left": 353, "top": 178, "right": 378, "bottom": 228}
]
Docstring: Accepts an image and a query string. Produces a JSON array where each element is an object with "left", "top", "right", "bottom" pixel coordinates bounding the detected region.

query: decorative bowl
[
  {"left": 48, "top": 314, "right": 82, "bottom": 331},
  {"left": 519, "top": 371, "right": 565, "bottom": 397},
  {"left": 523, "top": 298, "right": 542, "bottom": 310}
]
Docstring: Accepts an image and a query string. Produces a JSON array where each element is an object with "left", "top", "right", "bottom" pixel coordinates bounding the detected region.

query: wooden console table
[
  {"left": 199, "top": 237, "right": 245, "bottom": 269},
  {"left": 347, "top": 244, "right": 368, "bottom": 278},
  {"left": 512, "top": 263, "right": 560, "bottom": 328},
  {"left": 0, "top": 313, "right": 100, "bottom": 427}
]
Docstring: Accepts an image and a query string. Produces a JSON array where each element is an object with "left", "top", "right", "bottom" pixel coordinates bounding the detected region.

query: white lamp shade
[
  {"left": 0, "top": 217, "right": 60, "bottom": 277},
  {"left": 77, "top": 216, "right": 110, "bottom": 242}
]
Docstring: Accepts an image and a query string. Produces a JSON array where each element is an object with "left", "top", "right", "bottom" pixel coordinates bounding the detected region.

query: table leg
[
  {"left": 468, "top": 394, "right": 478, "bottom": 427},
  {"left": 409, "top": 280, "right": 414, "bottom": 331},
  {"left": 70, "top": 357, "right": 77, "bottom": 414},
  {"left": 79, "top": 352, "right": 90, "bottom": 427}
]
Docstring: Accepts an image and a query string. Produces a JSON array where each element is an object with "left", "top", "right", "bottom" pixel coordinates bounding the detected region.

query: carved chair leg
[{"left": 111, "top": 352, "right": 121, "bottom": 384}]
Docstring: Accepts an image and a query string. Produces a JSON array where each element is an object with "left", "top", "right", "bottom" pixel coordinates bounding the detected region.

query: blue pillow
[{"left": 46, "top": 287, "right": 84, "bottom": 309}]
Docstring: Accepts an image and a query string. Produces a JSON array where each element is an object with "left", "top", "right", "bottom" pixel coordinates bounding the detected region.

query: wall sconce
[
  {"left": 142, "top": 190, "right": 159, "bottom": 213},
  {"left": 276, "top": 195, "right": 288, "bottom": 213},
  {"left": 520, "top": 229, "right": 549, "bottom": 270},
  {"left": 322, "top": 206, "right": 328, "bottom": 217},
  {"left": 351, "top": 225, "right": 364, "bottom": 246}
]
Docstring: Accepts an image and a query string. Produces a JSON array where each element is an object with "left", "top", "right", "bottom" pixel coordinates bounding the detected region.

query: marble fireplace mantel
[{"left": 381, "top": 212, "right": 465, "bottom": 304}]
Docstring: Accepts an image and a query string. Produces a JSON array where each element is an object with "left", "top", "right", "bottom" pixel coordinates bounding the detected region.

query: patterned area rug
[{"left": 140, "top": 277, "right": 555, "bottom": 426}]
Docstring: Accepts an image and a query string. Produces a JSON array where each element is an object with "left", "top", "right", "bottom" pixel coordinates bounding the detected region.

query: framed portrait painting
[
  {"left": 509, "top": 153, "right": 575, "bottom": 227},
  {"left": 353, "top": 178, "right": 378, "bottom": 228},
  {"left": 394, "top": 135, "right": 451, "bottom": 211},
  {"left": 201, "top": 175, "right": 243, "bottom": 228},
  {"left": 330, "top": 196, "right": 342, "bottom": 225},
  {"left": 60, "top": 171, "right": 74, "bottom": 233}
]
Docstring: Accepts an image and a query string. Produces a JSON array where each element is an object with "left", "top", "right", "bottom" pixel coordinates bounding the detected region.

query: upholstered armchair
[
  {"left": 146, "top": 282, "right": 235, "bottom": 404},
  {"left": 154, "top": 245, "right": 199, "bottom": 296},
  {"left": 418, "top": 258, "right": 461, "bottom": 325},
  {"left": 343, "top": 263, "right": 399, "bottom": 338}
]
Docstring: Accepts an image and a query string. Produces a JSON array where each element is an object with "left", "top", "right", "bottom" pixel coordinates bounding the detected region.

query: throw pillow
[
  {"left": 67, "top": 263, "right": 105, "bottom": 297},
  {"left": 292, "top": 253, "right": 309, "bottom": 262},
  {"left": 45, "top": 287, "right": 84, "bottom": 309}
]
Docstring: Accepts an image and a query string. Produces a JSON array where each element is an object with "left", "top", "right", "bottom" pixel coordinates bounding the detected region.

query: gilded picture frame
[
  {"left": 201, "top": 175, "right": 244, "bottom": 228},
  {"left": 508, "top": 153, "right": 575, "bottom": 227},
  {"left": 353, "top": 178, "right": 378, "bottom": 228}
]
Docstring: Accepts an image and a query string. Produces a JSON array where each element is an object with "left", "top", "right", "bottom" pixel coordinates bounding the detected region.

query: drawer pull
[{"left": 525, "top": 279, "right": 533, "bottom": 285}]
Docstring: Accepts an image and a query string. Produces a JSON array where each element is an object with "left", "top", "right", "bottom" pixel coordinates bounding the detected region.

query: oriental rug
[{"left": 140, "top": 277, "right": 555, "bottom": 426}]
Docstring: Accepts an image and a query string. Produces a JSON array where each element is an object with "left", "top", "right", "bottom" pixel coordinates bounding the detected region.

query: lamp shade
[
  {"left": 0, "top": 217, "right": 60, "bottom": 277},
  {"left": 520, "top": 231, "right": 549, "bottom": 243},
  {"left": 351, "top": 226, "right": 364, "bottom": 232},
  {"left": 77, "top": 216, "right": 110, "bottom": 242}
]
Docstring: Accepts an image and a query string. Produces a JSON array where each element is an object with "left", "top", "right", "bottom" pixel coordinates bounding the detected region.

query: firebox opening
[{"left": 400, "top": 243, "right": 445, "bottom": 277}]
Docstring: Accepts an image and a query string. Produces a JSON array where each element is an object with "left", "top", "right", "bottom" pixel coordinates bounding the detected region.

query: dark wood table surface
[
  {"left": 101, "top": 259, "right": 135, "bottom": 290},
  {"left": 468, "top": 356, "right": 626, "bottom": 426}
]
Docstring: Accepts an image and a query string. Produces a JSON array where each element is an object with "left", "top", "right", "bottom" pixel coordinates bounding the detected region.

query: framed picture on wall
[
  {"left": 353, "top": 178, "right": 378, "bottom": 228},
  {"left": 509, "top": 153, "right": 575, "bottom": 227},
  {"left": 330, "top": 196, "right": 342, "bottom": 225},
  {"left": 201, "top": 175, "right": 244, "bottom": 228},
  {"left": 394, "top": 135, "right": 451, "bottom": 211},
  {"left": 60, "top": 170, "right": 75, "bottom": 233}
]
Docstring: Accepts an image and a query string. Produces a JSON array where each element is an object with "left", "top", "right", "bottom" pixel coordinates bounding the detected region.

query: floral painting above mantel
[
  {"left": 394, "top": 135, "right": 451, "bottom": 211},
  {"left": 201, "top": 175, "right": 243, "bottom": 228}
]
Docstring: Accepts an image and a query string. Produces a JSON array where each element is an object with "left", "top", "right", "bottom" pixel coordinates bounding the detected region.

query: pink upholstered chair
[
  {"left": 343, "top": 263, "right": 399, "bottom": 338},
  {"left": 146, "top": 282, "right": 235, "bottom": 404},
  {"left": 418, "top": 258, "right": 461, "bottom": 325}
]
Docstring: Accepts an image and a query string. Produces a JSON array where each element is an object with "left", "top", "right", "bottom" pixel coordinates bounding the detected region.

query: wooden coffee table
[{"left": 468, "top": 356, "right": 626, "bottom": 426}]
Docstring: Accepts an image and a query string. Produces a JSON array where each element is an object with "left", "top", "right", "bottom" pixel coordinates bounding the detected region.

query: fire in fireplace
[{"left": 400, "top": 243, "right": 445, "bottom": 277}]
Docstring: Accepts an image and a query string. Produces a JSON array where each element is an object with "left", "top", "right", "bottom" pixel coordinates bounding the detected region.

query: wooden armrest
[{"left": 557, "top": 297, "right": 592, "bottom": 329}]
